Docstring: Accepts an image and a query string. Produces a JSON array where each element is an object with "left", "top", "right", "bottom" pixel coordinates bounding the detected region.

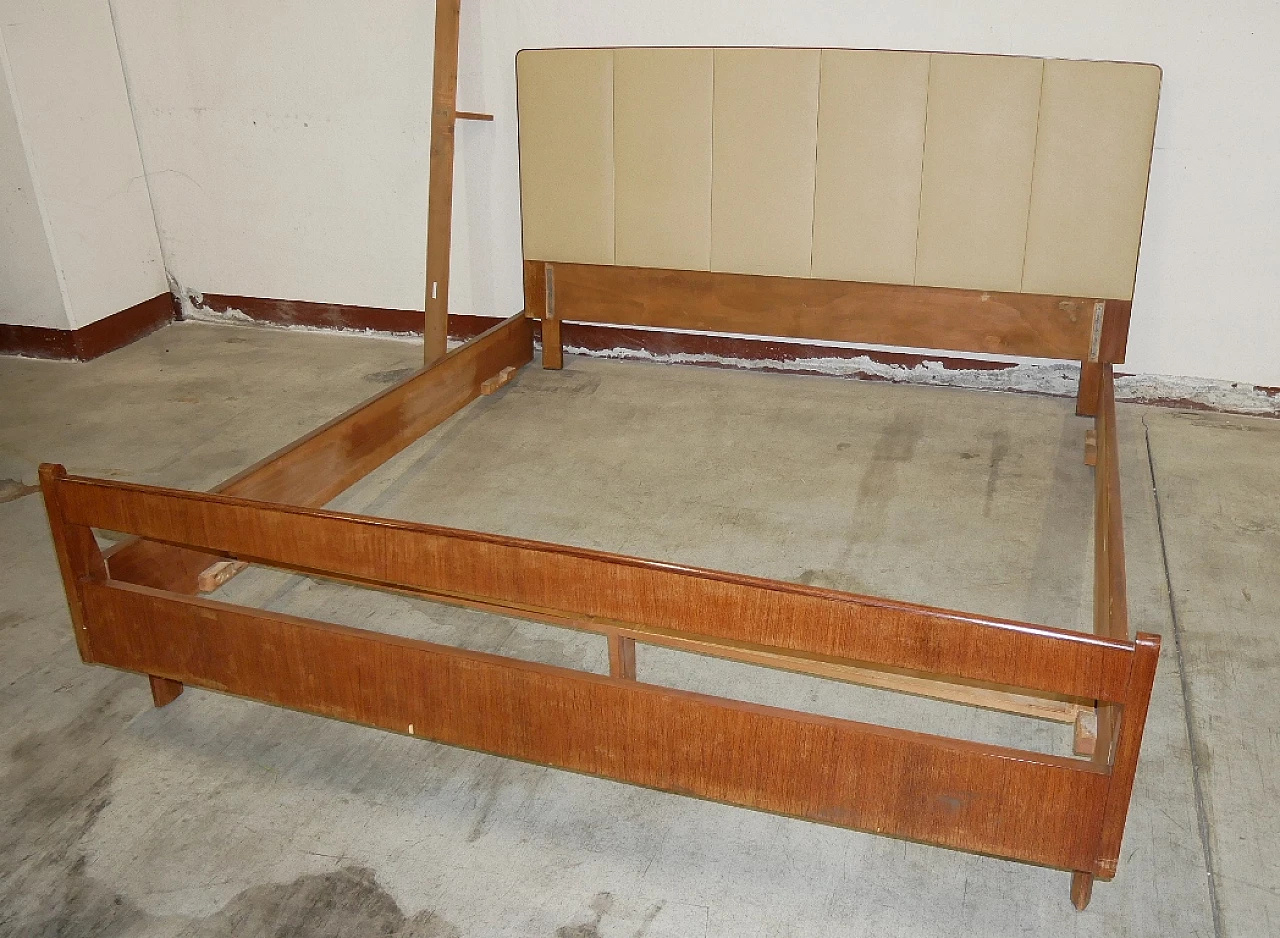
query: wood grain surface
[
  {"left": 524, "top": 261, "right": 1102, "bottom": 360},
  {"left": 82, "top": 578, "right": 1113, "bottom": 873},
  {"left": 61, "top": 474, "right": 1137, "bottom": 702},
  {"left": 102, "top": 313, "right": 533, "bottom": 592}
]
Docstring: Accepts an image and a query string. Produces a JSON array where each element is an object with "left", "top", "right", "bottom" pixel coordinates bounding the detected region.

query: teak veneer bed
[{"left": 40, "top": 14, "right": 1163, "bottom": 912}]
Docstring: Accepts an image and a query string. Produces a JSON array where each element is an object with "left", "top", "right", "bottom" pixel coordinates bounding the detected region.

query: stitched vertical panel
[
  {"left": 517, "top": 49, "right": 614, "bottom": 264},
  {"left": 615, "top": 48, "right": 714, "bottom": 271},
  {"left": 811, "top": 50, "right": 929, "bottom": 285},
  {"left": 710, "top": 48, "right": 821, "bottom": 278},
  {"left": 1022, "top": 60, "right": 1161, "bottom": 301},
  {"left": 915, "top": 54, "right": 1043, "bottom": 292}
]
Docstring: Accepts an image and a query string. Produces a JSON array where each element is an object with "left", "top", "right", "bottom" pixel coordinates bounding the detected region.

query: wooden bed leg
[
  {"left": 541, "top": 318, "right": 563, "bottom": 370},
  {"left": 148, "top": 675, "right": 184, "bottom": 708},
  {"left": 1077, "top": 362, "right": 1102, "bottom": 417},
  {"left": 608, "top": 634, "right": 636, "bottom": 680},
  {"left": 1084, "top": 429, "right": 1098, "bottom": 467},
  {"left": 1071, "top": 870, "right": 1095, "bottom": 910}
]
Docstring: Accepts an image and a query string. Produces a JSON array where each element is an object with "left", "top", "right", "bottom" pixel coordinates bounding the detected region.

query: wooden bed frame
[{"left": 40, "top": 10, "right": 1160, "bottom": 912}]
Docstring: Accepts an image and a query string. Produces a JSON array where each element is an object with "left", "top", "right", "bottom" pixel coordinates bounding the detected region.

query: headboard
[{"left": 516, "top": 48, "right": 1160, "bottom": 365}]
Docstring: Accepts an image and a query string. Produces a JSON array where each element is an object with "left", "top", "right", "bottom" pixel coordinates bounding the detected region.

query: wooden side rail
[
  {"left": 51, "top": 472, "right": 1140, "bottom": 703},
  {"left": 40, "top": 463, "right": 1159, "bottom": 904},
  {"left": 1071, "top": 364, "right": 1144, "bottom": 909},
  {"left": 102, "top": 312, "right": 534, "bottom": 594}
]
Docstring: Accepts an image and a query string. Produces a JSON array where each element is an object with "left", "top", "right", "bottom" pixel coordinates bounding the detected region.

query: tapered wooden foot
[
  {"left": 1071, "top": 870, "right": 1094, "bottom": 910},
  {"left": 149, "top": 675, "right": 184, "bottom": 707}
]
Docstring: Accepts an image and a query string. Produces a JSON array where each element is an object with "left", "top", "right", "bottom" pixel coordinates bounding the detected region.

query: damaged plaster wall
[
  {"left": 574, "top": 343, "right": 1280, "bottom": 417},
  {"left": 106, "top": 1, "right": 1280, "bottom": 389}
]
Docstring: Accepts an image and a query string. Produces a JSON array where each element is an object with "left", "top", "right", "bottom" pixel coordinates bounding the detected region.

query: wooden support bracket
[
  {"left": 1073, "top": 707, "right": 1098, "bottom": 756},
  {"left": 197, "top": 560, "right": 249, "bottom": 593},
  {"left": 480, "top": 366, "right": 516, "bottom": 395}
]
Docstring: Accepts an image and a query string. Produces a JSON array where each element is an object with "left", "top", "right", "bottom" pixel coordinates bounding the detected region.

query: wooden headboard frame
[{"left": 516, "top": 48, "right": 1161, "bottom": 415}]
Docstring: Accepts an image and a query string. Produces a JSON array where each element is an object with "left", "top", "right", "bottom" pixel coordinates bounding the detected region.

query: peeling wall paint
[
  {"left": 171, "top": 299, "right": 1280, "bottom": 418},
  {"left": 180, "top": 296, "right": 431, "bottom": 346},
  {"left": 568, "top": 343, "right": 1280, "bottom": 417}
]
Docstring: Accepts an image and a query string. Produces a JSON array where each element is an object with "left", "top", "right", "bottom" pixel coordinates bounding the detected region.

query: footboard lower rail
[{"left": 39, "top": 464, "right": 1159, "bottom": 907}]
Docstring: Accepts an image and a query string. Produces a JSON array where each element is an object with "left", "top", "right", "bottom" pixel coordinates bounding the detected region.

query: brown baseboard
[{"left": 0, "top": 292, "right": 178, "bottom": 361}]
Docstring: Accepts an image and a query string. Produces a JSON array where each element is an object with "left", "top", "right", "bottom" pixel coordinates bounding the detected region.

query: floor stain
[
  {"left": 795, "top": 568, "right": 867, "bottom": 594},
  {"left": 556, "top": 892, "right": 613, "bottom": 938},
  {"left": 0, "top": 675, "right": 144, "bottom": 938},
  {"left": 851, "top": 412, "right": 922, "bottom": 543},
  {"left": 984, "top": 429, "right": 1010, "bottom": 516},
  {"left": 631, "top": 901, "right": 665, "bottom": 937},
  {"left": 0, "top": 478, "right": 39, "bottom": 503},
  {"left": 193, "top": 865, "right": 460, "bottom": 938},
  {"left": 0, "top": 674, "right": 461, "bottom": 938},
  {"left": 856, "top": 412, "right": 922, "bottom": 505},
  {"left": 366, "top": 366, "right": 417, "bottom": 385}
]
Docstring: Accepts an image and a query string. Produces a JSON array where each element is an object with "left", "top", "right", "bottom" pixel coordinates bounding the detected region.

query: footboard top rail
[{"left": 46, "top": 467, "right": 1149, "bottom": 704}]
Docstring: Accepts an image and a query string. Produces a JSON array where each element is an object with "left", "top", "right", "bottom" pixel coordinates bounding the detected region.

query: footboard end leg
[
  {"left": 149, "top": 675, "right": 184, "bottom": 708},
  {"left": 1070, "top": 870, "right": 1094, "bottom": 910}
]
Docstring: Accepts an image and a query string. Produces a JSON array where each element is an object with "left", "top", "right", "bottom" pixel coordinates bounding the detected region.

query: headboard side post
[{"left": 1076, "top": 299, "right": 1133, "bottom": 416}]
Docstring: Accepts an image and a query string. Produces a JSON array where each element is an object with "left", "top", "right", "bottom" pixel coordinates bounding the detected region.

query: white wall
[
  {"left": 110, "top": 1, "right": 1280, "bottom": 387},
  {"left": 0, "top": 0, "right": 166, "bottom": 329},
  {"left": 0, "top": 55, "right": 64, "bottom": 329}
]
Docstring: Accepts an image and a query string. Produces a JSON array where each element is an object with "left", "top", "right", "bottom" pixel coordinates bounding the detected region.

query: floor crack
[{"left": 1143, "top": 413, "right": 1223, "bottom": 938}]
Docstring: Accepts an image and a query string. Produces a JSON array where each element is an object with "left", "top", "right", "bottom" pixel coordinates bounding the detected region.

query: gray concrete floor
[{"left": 1, "top": 321, "right": 1275, "bottom": 937}]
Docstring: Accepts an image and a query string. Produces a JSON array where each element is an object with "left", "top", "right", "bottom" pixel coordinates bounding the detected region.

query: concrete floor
[{"left": 1, "top": 321, "right": 1275, "bottom": 937}]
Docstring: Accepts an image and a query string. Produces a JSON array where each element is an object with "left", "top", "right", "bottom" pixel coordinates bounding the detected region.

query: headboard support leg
[{"left": 535, "top": 262, "right": 563, "bottom": 369}]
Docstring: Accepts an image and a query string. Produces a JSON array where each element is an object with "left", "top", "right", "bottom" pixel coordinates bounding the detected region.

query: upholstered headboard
[{"left": 517, "top": 48, "right": 1160, "bottom": 362}]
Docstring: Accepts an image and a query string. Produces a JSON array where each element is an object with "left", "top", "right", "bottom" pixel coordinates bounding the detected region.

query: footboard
[{"left": 40, "top": 464, "right": 1159, "bottom": 897}]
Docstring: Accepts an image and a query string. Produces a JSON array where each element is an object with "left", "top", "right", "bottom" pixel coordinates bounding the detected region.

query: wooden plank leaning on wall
[
  {"left": 102, "top": 313, "right": 534, "bottom": 596},
  {"left": 424, "top": 0, "right": 462, "bottom": 363},
  {"left": 39, "top": 462, "right": 1160, "bottom": 900}
]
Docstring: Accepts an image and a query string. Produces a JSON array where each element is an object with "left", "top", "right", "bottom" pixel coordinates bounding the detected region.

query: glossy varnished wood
[
  {"left": 523, "top": 260, "right": 1107, "bottom": 361},
  {"left": 58, "top": 474, "right": 1137, "bottom": 703},
  {"left": 306, "top": 565, "right": 1090, "bottom": 722},
  {"left": 80, "top": 579, "right": 1114, "bottom": 873},
  {"left": 102, "top": 314, "right": 533, "bottom": 593},
  {"left": 1071, "top": 365, "right": 1158, "bottom": 902}
]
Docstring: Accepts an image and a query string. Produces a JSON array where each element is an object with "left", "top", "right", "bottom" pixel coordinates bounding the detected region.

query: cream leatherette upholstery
[{"left": 517, "top": 48, "right": 1160, "bottom": 301}]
